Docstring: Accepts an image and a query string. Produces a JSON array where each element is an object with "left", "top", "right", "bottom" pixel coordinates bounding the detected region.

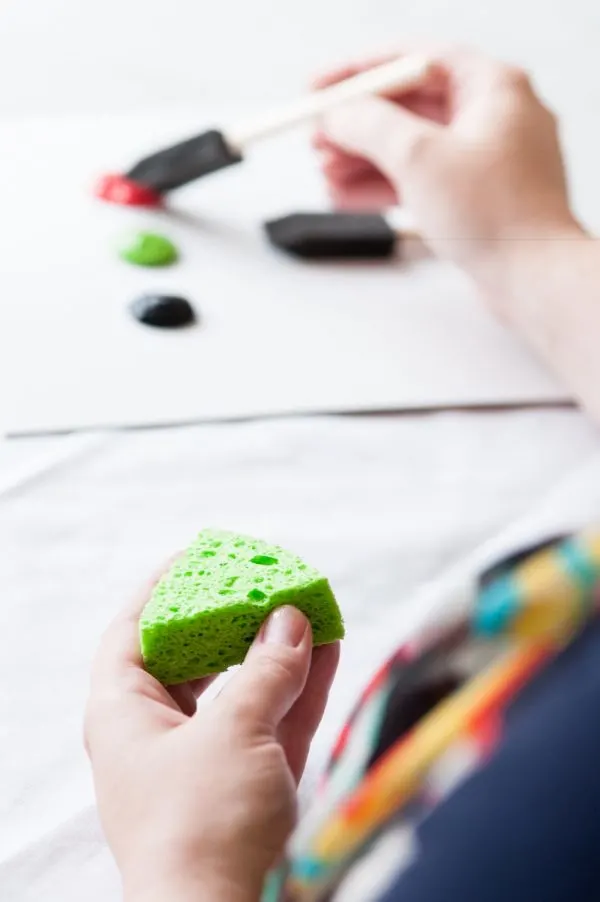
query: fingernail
[{"left": 261, "top": 607, "right": 308, "bottom": 647}]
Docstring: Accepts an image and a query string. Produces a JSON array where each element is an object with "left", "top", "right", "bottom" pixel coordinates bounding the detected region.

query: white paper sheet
[{"left": 0, "top": 114, "right": 568, "bottom": 434}]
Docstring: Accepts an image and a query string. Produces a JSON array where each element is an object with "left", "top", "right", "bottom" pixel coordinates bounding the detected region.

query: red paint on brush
[{"left": 94, "top": 173, "right": 162, "bottom": 208}]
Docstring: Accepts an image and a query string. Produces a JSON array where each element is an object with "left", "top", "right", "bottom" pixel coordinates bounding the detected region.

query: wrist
[
  {"left": 124, "top": 868, "right": 259, "bottom": 902},
  {"left": 470, "top": 216, "right": 588, "bottom": 318}
]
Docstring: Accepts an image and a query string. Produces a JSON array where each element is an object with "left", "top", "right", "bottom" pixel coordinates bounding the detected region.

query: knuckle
[
  {"left": 400, "top": 131, "right": 435, "bottom": 170},
  {"left": 229, "top": 650, "right": 299, "bottom": 726},
  {"left": 228, "top": 697, "right": 257, "bottom": 728},
  {"left": 258, "top": 648, "right": 298, "bottom": 685},
  {"left": 120, "top": 667, "right": 151, "bottom": 697}
]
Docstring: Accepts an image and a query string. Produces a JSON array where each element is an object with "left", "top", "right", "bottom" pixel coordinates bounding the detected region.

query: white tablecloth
[{"left": 2, "top": 408, "right": 599, "bottom": 900}]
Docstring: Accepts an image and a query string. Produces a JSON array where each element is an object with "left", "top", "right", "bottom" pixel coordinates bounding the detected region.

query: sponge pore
[{"left": 140, "top": 529, "right": 344, "bottom": 684}]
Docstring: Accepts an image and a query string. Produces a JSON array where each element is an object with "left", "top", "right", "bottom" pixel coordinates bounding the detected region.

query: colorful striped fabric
[{"left": 264, "top": 529, "right": 600, "bottom": 902}]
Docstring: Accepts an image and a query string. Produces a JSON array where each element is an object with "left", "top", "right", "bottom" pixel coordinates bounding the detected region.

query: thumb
[
  {"left": 321, "top": 95, "right": 440, "bottom": 182},
  {"left": 219, "top": 607, "right": 312, "bottom": 732}
]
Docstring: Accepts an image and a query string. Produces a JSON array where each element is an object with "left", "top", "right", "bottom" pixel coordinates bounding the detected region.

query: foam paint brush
[
  {"left": 96, "top": 56, "right": 432, "bottom": 205},
  {"left": 264, "top": 211, "right": 421, "bottom": 261}
]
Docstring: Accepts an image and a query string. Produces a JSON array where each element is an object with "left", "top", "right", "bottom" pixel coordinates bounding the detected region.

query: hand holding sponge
[{"left": 140, "top": 529, "right": 344, "bottom": 684}]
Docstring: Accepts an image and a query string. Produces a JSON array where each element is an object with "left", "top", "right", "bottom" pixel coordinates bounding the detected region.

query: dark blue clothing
[{"left": 383, "top": 620, "right": 600, "bottom": 902}]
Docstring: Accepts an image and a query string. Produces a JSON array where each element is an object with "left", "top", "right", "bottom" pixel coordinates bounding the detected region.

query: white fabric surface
[{"left": 1, "top": 408, "right": 600, "bottom": 900}]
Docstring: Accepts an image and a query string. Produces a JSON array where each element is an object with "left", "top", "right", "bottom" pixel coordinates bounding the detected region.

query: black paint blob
[{"left": 130, "top": 294, "right": 196, "bottom": 329}]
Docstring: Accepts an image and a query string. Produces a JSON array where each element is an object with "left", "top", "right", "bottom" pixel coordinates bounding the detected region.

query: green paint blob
[{"left": 118, "top": 230, "right": 178, "bottom": 267}]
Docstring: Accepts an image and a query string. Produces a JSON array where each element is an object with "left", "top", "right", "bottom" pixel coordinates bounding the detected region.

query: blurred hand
[
  {"left": 85, "top": 586, "right": 339, "bottom": 902},
  {"left": 315, "top": 46, "right": 582, "bottom": 293}
]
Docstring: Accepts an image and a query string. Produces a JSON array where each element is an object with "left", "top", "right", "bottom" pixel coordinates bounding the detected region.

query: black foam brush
[
  {"left": 116, "top": 57, "right": 431, "bottom": 196},
  {"left": 264, "top": 212, "right": 420, "bottom": 261}
]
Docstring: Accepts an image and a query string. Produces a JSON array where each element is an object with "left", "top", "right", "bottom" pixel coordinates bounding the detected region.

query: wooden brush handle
[{"left": 228, "top": 55, "right": 432, "bottom": 150}]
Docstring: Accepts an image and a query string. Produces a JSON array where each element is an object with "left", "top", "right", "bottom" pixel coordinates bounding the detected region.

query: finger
[
  {"left": 166, "top": 674, "right": 219, "bottom": 717},
  {"left": 320, "top": 150, "right": 374, "bottom": 181},
  {"left": 312, "top": 54, "right": 397, "bottom": 90},
  {"left": 313, "top": 48, "right": 447, "bottom": 101},
  {"left": 313, "top": 130, "right": 337, "bottom": 151},
  {"left": 85, "top": 590, "right": 161, "bottom": 756},
  {"left": 91, "top": 606, "right": 144, "bottom": 693},
  {"left": 316, "top": 124, "right": 403, "bottom": 207},
  {"left": 314, "top": 88, "right": 447, "bottom": 167},
  {"left": 217, "top": 607, "right": 313, "bottom": 733},
  {"left": 401, "top": 91, "right": 449, "bottom": 124},
  {"left": 328, "top": 177, "right": 399, "bottom": 212},
  {"left": 431, "top": 46, "right": 533, "bottom": 107},
  {"left": 325, "top": 164, "right": 399, "bottom": 203},
  {"left": 321, "top": 101, "right": 446, "bottom": 178},
  {"left": 322, "top": 95, "right": 440, "bottom": 182},
  {"left": 189, "top": 674, "right": 218, "bottom": 697},
  {"left": 168, "top": 683, "right": 197, "bottom": 717},
  {"left": 279, "top": 642, "right": 340, "bottom": 782},
  {"left": 314, "top": 79, "right": 448, "bottom": 151},
  {"left": 90, "top": 556, "right": 181, "bottom": 694},
  {"left": 314, "top": 45, "right": 523, "bottom": 120},
  {"left": 313, "top": 134, "right": 371, "bottom": 171}
]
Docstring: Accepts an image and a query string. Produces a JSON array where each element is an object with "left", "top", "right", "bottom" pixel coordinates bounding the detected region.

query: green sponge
[{"left": 140, "top": 529, "right": 344, "bottom": 684}]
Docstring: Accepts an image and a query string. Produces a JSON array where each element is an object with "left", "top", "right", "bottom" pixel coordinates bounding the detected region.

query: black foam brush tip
[
  {"left": 126, "top": 130, "right": 242, "bottom": 194},
  {"left": 264, "top": 212, "right": 397, "bottom": 260}
]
